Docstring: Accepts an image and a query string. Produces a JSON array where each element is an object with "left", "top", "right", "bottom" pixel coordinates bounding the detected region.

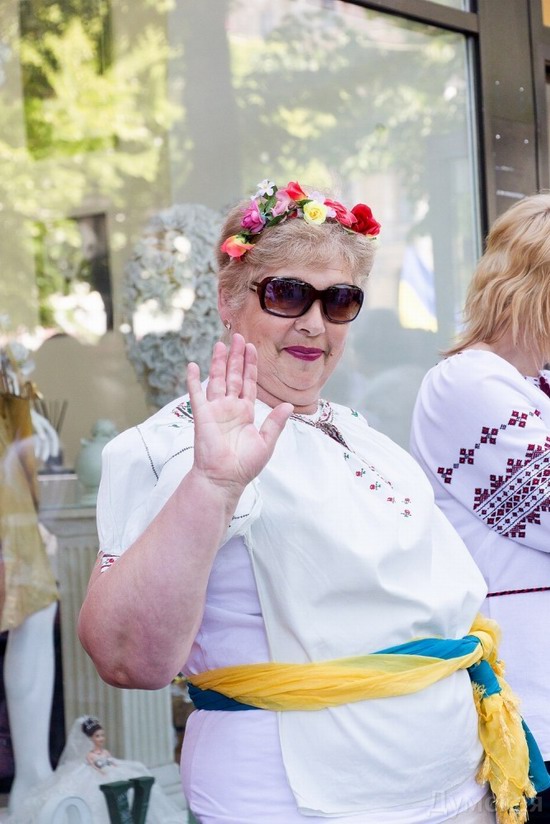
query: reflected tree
[
  {"left": 0, "top": 0, "right": 180, "bottom": 326},
  {"left": 19, "top": 0, "right": 114, "bottom": 158},
  {"left": 231, "top": 5, "right": 467, "bottom": 205}
]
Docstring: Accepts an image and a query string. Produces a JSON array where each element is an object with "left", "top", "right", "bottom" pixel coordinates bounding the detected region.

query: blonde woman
[{"left": 411, "top": 193, "right": 550, "bottom": 821}]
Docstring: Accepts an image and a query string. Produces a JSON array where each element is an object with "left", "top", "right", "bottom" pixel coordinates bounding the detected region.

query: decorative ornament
[
  {"left": 220, "top": 180, "right": 381, "bottom": 259},
  {"left": 122, "top": 204, "right": 224, "bottom": 409}
]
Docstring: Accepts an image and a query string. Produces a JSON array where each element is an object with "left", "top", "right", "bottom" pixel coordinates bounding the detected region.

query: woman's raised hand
[{"left": 187, "top": 334, "right": 292, "bottom": 491}]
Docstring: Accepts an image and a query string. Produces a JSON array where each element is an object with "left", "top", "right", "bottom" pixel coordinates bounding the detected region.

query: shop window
[
  {"left": 0, "top": 0, "right": 485, "bottom": 810},
  {"left": 167, "top": 0, "right": 480, "bottom": 446}
]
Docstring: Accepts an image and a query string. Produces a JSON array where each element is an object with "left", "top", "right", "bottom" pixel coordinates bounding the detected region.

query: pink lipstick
[{"left": 284, "top": 347, "right": 324, "bottom": 361}]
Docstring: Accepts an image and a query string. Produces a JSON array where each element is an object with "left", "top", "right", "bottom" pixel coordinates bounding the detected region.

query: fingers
[
  {"left": 187, "top": 361, "right": 204, "bottom": 412},
  {"left": 189, "top": 335, "right": 253, "bottom": 411},
  {"left": 258, "top": 402, "right": 293, "bottom": 455},
  {"left": 205, "top": 341, "right": 230, "bottom": 401},
  {"left": 225, "top": 335, "right": 246, "bottom": 397},
  {"left": 206, "top": 335, "right": 248, "bottom": 401},
  {"left": 241, "top": 343, "right": 258, "bottom": 403}
]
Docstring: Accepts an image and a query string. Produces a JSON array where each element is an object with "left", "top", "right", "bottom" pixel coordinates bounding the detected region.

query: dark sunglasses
[{"left": 250, "top": 276, "right": 364, "bottom": 324}]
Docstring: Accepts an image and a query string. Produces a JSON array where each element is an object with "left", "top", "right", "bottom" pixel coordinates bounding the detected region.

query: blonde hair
[
  {"left": 216, "top": 199, "right": 376, "bottom": 313},
  {"left": 446, "top": 192, "right": 550, "bottom": 358}
]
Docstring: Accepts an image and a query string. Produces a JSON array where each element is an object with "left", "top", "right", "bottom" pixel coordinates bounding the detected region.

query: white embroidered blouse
[
  {"left": 97, "top": 394, "right": 488, "bottom": 820},
  {"left": 410, "top": 349, "right": 550, "bottom": 759}
]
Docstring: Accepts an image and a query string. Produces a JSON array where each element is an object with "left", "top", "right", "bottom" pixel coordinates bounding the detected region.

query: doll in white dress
[{"left": 4, "top": 716, "right": 185, "bottom": 823}]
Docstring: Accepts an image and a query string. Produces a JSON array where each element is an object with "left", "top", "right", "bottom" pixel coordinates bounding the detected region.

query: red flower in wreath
[
  {"left": 350, "top": 204, "right": 381, "bottom": 237},
  {"left": 284, "top": 181, "right": 309, "bottom": 202}
]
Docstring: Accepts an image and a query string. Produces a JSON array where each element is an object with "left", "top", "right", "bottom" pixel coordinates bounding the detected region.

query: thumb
[{"left": 258, "top": 403, "right": 293, "bottom": 455}]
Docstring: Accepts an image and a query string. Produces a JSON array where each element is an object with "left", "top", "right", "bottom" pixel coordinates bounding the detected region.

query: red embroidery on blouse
[
  {"left": 538, "top": 375, "right": 550, "bottom": 399},
  {"left": 487, "top": 585, "right": 550, "bottom": 598},
  {"left": 508, "top": 410, "right": 528, "bottom": 427},
  {"left": 436, "top": 411, "right": 542, "bottom": 485},
  {"left": 99, "top": 554, "right": 117, "bottom": 572},
  {"left": 436, "top": 413, "right": 550, "bottom": 538},
  {"left": 473, "top": 438, "right": 550, "bottom": 537},
  {"left": 172, "top": 400, "right": 193, "bottom": 420}
]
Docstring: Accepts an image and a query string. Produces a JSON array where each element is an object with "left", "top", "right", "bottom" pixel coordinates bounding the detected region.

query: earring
[{"left": 224, "top": 320, "right": 232, "bottom": 331}]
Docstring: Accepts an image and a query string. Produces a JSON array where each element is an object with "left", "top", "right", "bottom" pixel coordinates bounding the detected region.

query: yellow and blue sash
[{"left": 187, "top": 614, "right": 550, "bottom": 824}]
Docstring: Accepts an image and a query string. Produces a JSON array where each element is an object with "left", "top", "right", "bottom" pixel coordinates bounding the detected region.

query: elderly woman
[
  {"left": 79, "top": 181, "right": 544, "bottom": 824},
  {"left": 410, "top": 193, "right": 550, "bottom": 822}
]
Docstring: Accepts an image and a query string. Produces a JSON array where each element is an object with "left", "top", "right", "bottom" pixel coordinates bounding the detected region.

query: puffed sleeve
[
  {"left": 96, "top": 422, "right": 178, "bottom": 557},
  {"left": 96, "top": 403, "right": 261, "bottom": 561},
  {"left": 410, "top": 352, "right": 550, "bottom": 553}
]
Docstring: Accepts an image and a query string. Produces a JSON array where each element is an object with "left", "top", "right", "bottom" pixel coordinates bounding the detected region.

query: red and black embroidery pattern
[
  {"left": 537, "top": 375, "right": 550, "bottom": 399},
  {"left": 473, "top": 438, "right": 550, "bottom": 537},
  {"left": 437, "top": 410, "right": 550, "bottom": 538}
]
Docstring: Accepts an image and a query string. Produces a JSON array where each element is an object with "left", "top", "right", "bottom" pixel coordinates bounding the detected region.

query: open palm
[{"left": 187, "top": 334, "right": 292, "bottom": 490}]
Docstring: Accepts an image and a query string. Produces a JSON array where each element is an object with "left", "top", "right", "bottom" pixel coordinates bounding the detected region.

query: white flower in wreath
[{"left": 122, "top": 203, "right": 224, "bottom": 409}]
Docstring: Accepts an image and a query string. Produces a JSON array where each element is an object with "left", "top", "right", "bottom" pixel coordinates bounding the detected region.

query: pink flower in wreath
[
  {"left": 324, "top": 199, "right": 357, "bottom": 228},
  {"left": 241, "top": 199, "right": 266, "bottom": 234},
  {"left": 271, "top": 190, "right": 295, "bottom": 217}
]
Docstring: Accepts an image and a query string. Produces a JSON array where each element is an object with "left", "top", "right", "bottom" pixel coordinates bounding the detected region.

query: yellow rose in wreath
[{"left": 302, "top": 200, "right": 327, "bottom": 225}]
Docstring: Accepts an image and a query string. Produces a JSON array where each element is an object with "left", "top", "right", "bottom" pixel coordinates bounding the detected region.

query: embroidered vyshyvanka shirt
[
  {"left": 97, "top": 394, "right": 487, "bottom": 821},
  {"left": 410, "top": 349, "right": 550, "bottom": 759}
]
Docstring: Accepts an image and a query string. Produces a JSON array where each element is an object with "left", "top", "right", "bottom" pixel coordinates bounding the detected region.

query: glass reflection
[
  {"left": 0, "top": 0, "right": 479, "bottom": 454},
  {"left": 0, "top": 0, "right": 481, "bottom": 809},
  {"left": 168, "top": 0, "right": 479, "bottom": 445}
]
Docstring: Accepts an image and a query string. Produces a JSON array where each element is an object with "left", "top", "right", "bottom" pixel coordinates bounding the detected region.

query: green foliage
[
  {"left": 0, "top": 0, "right": 180, "bottom": 326},
  {"left": 31, "top": 218, "right": 83, "bottom": 325},
  {"left": 1, "top": 0, "right": 180, "bottom": 216},
  {"left": 17, "top": 1, "right": 178, "bottom": 164},
  {"left": 1, "top": 0, "right": 472, "bottom": 328},
  {"left": 19, "top": 0, "right": 113, "bottom": 156}
]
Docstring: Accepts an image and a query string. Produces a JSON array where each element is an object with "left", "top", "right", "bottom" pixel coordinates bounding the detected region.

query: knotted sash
[{"left": 187, "top": 614, "right": 550, "bottom": 824}]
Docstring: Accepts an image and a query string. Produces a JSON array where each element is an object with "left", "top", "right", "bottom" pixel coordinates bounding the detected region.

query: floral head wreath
[{"left": 220, "top": 179, "right": 381, "bottom": 259}]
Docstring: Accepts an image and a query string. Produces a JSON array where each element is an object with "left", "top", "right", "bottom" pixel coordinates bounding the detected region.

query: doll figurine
[
  {"left": 4, "top": 716, "right": 185, "bottom": 823},
  {"left": 81, "top": 717, "right": 116, "bottom": 773}
]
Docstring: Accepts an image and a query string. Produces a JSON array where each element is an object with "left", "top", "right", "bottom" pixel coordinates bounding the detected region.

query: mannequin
[
  {"left": 5, "top": 602, "right": 57, "bottom": 812},
  {"left": 0, "top": 345, "right": 61, "bottom": 814}
]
